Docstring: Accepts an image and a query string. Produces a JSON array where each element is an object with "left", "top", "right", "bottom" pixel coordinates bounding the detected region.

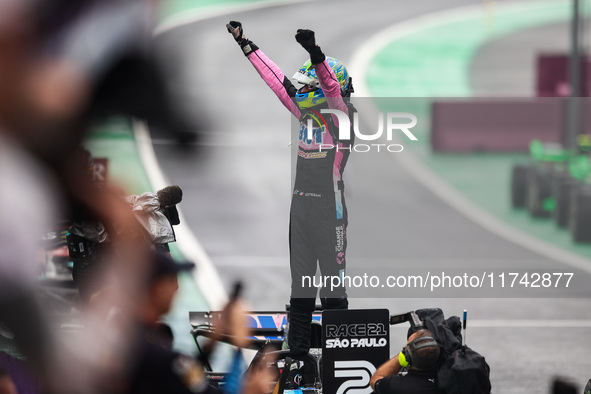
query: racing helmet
[{"left": 293, "top": 56, "right": 351, "bottom": 109}]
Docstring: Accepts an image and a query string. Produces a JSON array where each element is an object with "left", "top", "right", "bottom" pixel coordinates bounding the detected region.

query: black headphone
[{"left": 399, "top": 335, "right": 439, "bottom": 369}]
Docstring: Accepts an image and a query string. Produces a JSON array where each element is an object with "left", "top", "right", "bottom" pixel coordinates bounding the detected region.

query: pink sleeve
[
  {"left": 247, "top": 49, "right": 301, "bottom": 119},
  {"left": 315, "top": 60, "right": 349, "bottom": 126}
]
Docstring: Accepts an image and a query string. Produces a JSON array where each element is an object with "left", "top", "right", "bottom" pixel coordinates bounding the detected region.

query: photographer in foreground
[{"left": 370, "top": 329, "right": 443, "bottom": 394}]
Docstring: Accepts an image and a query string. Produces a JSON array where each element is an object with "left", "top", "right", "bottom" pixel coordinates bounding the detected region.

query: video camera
[
  {"left": 390, "top": 308, "right": 492, "bottom": 393},
  {"left": 389, "top": 310, "right": 429, "bottom": 333}
]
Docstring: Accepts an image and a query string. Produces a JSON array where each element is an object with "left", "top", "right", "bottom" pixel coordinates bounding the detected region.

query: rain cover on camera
[
  {"left": 127, "top": 192, "right": 175, "bottom": 244},
  {"left": 413, "top": 308, "right": 491, "bottom": 394},
  {"left": 69, "top": 220, "right": 109, "bottom": 243}
]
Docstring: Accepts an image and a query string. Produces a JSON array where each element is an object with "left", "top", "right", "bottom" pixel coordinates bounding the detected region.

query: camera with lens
[{"left": 389, "top": 310, "right": 427, "bottom": 333}]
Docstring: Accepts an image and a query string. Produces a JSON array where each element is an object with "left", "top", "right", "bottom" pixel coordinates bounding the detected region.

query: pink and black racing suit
[{"left": 247, "top": 49, "right": 353, "bottom": 355}]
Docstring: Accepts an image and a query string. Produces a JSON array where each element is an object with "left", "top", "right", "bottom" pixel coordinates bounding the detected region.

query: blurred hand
[
  {"left": 241, "top": 350, "right": 278, "bottom": 394},
  {"left": 218, "top": 299, "right": 251, "bottom": 348}
]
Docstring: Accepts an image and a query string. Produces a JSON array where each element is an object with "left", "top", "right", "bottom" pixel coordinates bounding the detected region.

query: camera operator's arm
[{"left": 370, "top": 355, "right": 402, "bottom": 391}]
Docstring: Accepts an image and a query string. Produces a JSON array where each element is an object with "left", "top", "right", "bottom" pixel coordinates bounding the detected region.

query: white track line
[
  {"left": 348, "top": 0, "right": 570, "bottom": 88},
  {"left": 349, "top": 0, "right": 591, "bottom": 276},
  {"left": 466, "top": 319, "right": 591, "bottom": 328},
  {"left": 387, "top": 319, "right": 591, "bottom": 328}
]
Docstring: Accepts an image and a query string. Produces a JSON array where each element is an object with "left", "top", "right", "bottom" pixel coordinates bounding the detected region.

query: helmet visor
[{"left": 292, "top": 71, "right": 319, "bottom": 89}]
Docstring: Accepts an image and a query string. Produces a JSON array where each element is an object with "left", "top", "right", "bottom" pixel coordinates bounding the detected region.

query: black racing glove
[
  {"left": 295, "top": 29, "right": 325, "bottom": 64},
  {"left": 226, "top": 21, "right": 258, "bottom": 56}
]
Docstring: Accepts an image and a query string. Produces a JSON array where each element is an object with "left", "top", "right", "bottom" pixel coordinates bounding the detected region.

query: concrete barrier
[{"left": 431, "top": 99, "right": 571, "bottom": 152}]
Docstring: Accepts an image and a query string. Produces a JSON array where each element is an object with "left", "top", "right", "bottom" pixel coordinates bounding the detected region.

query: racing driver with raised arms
[{"left": 226, "top": 22, "right": 354, "bottom": 359}]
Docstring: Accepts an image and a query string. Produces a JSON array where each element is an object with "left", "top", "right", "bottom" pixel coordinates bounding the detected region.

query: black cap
[{"left": 150, "top": 250, "right": 194, "bottom": 280}]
